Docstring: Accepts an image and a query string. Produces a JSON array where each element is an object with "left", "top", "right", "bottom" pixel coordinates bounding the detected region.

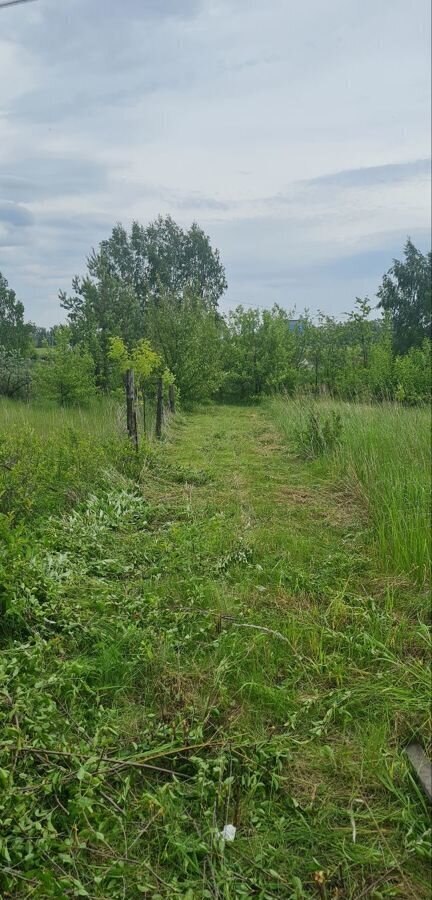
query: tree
[
  {"left": 0, "top": 348, "right": 31, "bottom": 399},
  {"left": 28, "top": 324, "right": 56, "bottom": 349},
  {"left": 61, "top": 218, "right": 227, "bottom": 390},
  {"left": 377, "top": 239, "right": 431, "bottom": 354},
  {"left": 347, "top": 296, "right": 373, "bottom": 368},
  {"left": 98, "top": 216, "right": 227, "bottom": 312},
  {"left": 0, "top": 272, "right": 31, "bottom": 353},
  {"left": 147, "top": 288, "right": 223, "bottom": 404},
  {"left": 220, "top": 305, "right": 306, "bottom": 401},
  {"left": 34, "top": 327, "right": 97, "bottom": 406},
  {"left": 60, "top": 256, "right": 143, "bottom": 391},
  {"left": 108, "top": 336, "right": 163, "bottom": 445}
]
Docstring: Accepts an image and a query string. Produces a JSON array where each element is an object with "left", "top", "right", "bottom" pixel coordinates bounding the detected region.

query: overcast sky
[{"left": 0, "top": 0, "right": 430, "bottom": 326}]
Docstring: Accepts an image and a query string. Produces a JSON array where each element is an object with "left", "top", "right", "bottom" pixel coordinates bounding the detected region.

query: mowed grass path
[
  {"left": 2, "top": 403, "right": 430, "bottom": 898},
  {"left": 152, "top": 404, "right": 430, "bottom": 897}
]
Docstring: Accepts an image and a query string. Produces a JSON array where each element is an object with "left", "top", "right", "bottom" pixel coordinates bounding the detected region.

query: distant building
[{"left": 288, "top": 319, "right": 304, "bottom": 332}]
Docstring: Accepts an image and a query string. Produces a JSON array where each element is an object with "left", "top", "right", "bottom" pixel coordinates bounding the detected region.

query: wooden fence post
[
  {"left": 142, "top": 391, "right": 146, "bottom": 436},
  {"left": 156, "top": 375, "right": 163, "bottom": 439},
  {"left": 168, "top": 383, "right": 175, "bottom": 414},
  {"left": 125, "top": 368, "right": 138, "bottom": 450}
]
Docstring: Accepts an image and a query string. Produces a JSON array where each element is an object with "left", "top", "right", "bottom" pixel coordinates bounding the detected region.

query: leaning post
[{"left": 168, "top": 383, "right": 175, "bottom": 414}]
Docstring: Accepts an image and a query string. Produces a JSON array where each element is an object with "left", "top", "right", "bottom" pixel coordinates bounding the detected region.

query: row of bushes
[{"left": 2, "top": 336, "right": 431, "bottom": 409}]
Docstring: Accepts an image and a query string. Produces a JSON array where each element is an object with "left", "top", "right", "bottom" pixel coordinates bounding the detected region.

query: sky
[{"left": 0, "top": 0, "right": 430, "bottom": 326}]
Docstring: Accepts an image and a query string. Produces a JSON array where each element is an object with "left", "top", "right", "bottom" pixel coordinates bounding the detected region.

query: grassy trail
[
  {"left": 2, "top": 403, "right": 430, "bottom": 899},
  {"left": 154, "top": 405, "right": 429, "bottom": 897}
]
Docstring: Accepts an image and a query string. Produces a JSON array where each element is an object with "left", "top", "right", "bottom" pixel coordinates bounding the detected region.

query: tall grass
[
  {"left": 0, "top": 395, "right": 123, "bottom": 440},
  {"left": 0, "top": 397, "right": 143, "bottom": 524},
  {"left": 270, "top": 397, "right": 431, "bottom": 585}
]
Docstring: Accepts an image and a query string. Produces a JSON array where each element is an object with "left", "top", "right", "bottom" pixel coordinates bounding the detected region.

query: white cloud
[{"left": 0, "top": 0, "right": 430, "bottom": 324}]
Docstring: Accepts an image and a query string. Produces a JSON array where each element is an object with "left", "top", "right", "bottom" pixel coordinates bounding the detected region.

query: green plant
[
  {"left": 271, "top": 396, "right": 431, "bottom": 585},
  {"left": 33, "top": 327, "right": 97, "bottom": 406},
  {"left": 294, "top": 408, "right": 343, "bottom": 458}
]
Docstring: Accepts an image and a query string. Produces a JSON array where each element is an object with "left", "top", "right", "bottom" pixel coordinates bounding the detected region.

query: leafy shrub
[
  {"left": 0, "top": 420, "right": 145, "bottom": 525},
  {"left": 33, "top": 329, "right": 97, "bottom": 406},
  {"left": 0, "top": 347, "right": 32, "bottom": 399},
  {"left": 294, "top": 408, "right": 343, "bottom": 458},
  {"left": 394, "top": 339, "right": 431, "bottom": 405}
]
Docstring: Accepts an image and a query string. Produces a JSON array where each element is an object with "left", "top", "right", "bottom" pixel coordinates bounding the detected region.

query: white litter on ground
[{"left": 220, "top": 824, "right": 236, "bottom": 842}]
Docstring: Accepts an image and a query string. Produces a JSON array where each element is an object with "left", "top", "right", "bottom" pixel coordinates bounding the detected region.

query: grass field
[
  {"left": 270, "top": 397, "right": 431, "bottom": 588},
  {"left": 0, "top": 399, "right": 430, "bottom": 898}
]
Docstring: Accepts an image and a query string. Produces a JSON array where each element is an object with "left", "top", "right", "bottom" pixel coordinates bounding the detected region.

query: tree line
[{"left": 1, "top": 217, "right": 431, "bottom": 411}]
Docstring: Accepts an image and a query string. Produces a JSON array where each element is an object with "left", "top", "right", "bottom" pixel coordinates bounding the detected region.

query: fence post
[
  {"left": 156, "top": 375, "right": 163, "bottom": 439},
  {"left": 168, "top": 383, "right": 175, "bottom": 414},
  {"left": 125, "top": 368, "right": 138, "bottom": 450},
  {"left": 142, "top": 390, "right": 146, "bottom": 436}
]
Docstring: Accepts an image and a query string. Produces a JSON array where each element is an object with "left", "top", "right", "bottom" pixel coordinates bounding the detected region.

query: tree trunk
[
  {"left": 156, "top": 375, "right": 163, "bottom": 439},
  {"left": 125, "top": 368, "right": 138, "bottom": 450},
  {"left": 168, "top": 383, "right": 175, "bottom": 414}
]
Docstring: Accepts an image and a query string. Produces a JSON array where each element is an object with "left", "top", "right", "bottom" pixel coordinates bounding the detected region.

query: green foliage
[
  {"left": 394, "top": 339, "right": 431, "bottom": 404},
  {"left": 133, "top": 339, "right": 162, "bottom": 379},
  {"left": 0, "top": 347, "right": 32, "bottom": 399},
  {"left": 3, "top": 237, "right": 432, "bottom": 409},
  {"left": 147, "top": 288, "right": 223, "bottom": 403},
  {"left": 218, "top": 285, "right": 430, "bottom": 405},
  {"left": 0, "top": 271, "right": 32, "bottom": 353},
  {"left": 107, "top": 334, "right": 131, "bottom": 373},
  {"left": 108, "top": 335, "right": 162, "bottom": 379},
  {"left": 34, "top": 328, "right": 97, "bottom": 406},
  {"left": 60, "top": 260, "right": 143, "bottom": 390},
  {"left": 98, "top": 216, "right": 227, "bottom": 310},
  {"left": 220, "top": 305, "right": 305, "bottom": 401},
  {"left": 377, "top": 238, "right": 432, "bottom": 354},
  {"left": 61, "top": 218, "right": 226, "bottom": 396}
]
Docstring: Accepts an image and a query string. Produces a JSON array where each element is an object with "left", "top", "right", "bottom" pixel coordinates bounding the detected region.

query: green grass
[
  {"left": 270, "top": 397, "right": 431, "bottom": 587},
  {"left": 0, "top": 401, "right": 430, "bottom": 898}
]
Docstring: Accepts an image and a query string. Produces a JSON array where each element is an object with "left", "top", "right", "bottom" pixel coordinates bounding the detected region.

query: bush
[
  {"left": 394, "top": 339, "right": 431, "bottom": 405},
  {"left": 33, "top": 331, "right": 97, "bottom": 406},
  {"left": 0, "top": 346, "right": 31, "bottom": 399}
]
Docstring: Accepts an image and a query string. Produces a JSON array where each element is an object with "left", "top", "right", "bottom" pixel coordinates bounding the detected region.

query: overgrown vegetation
[{"left": 0, "top": 402, "right": 430, "bottom": 898}]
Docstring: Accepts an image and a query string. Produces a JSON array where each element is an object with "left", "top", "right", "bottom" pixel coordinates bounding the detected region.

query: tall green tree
[
  {"left": 377, "top": 239, "right": 431, "bottom": 354},
  {"left": 98, "top": 216, "right": 227, "bottom": 312},
  {"left": 147, "top": 288, "right": 223, "bottom": 403},
  {"left": 61, "top": 217, "right": 227, "bottom": 391},
  {"left": 0, "top": 272, "right": 31, "bottom": 353},
  {"left": 60, "top": 255, "right": 142, "bottom": 391}
]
